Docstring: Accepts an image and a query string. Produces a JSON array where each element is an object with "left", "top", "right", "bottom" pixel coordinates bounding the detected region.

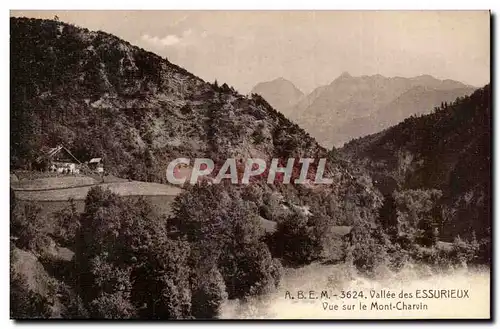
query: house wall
[{"left": 51, "top": 162, "right": 80, "bottom": 174}]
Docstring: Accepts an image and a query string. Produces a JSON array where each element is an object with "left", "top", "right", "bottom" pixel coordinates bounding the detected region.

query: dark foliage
[{"left": 343, "top": 85, "right": 491, "bottom": 245}]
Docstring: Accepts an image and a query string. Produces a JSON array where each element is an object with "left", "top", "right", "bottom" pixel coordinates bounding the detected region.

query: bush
[
  {"left": 89, "top": 292, "right": 136, "bottom": 319},
  {"left": 52, "top": 198, "right": 80, "bottom": 247},
  {"left": 452, "top": 234, "right": 480, "bottom": 265},
  {"left": 190, "top": 267, "right": 228, "bottom": 319},
  {"left": 219, "top": 241, "right": 281, "bottom": 299}
]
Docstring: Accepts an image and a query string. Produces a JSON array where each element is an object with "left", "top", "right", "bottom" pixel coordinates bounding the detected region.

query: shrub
[
  {"left": 89, "top": 292, "right": 136, "bottom": 319},
  {"left": 393, "top": 189, "right": 443, "bottom": 248},
  {"left": 52, "top": 198, "right": 80, "bottom": 247},
  {"left": 190, "top": 267, "right": 228, "bottom": 319},
  {"left": 452, "top": 234, "right": 480, "bottom": 265}
]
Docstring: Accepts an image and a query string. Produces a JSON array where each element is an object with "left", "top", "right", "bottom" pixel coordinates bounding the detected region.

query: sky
[{"left": 10, "top": 10, "right": 490, "bottom": 94}]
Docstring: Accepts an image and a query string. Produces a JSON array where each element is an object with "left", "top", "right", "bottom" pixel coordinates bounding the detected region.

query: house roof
[
  {"left": 89, "top": 158, "right": 102, "bottom": 164},
  {"left": 43, "top": 145, "right": 81, "bottom": 164}
]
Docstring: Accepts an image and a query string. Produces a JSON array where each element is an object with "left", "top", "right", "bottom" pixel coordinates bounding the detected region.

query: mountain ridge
[
  {"left": 252, "top": 73, "right": 476, "bottom": 147},
  {"left": 10, "top": 17, "right": 323, "bottom": 178}
]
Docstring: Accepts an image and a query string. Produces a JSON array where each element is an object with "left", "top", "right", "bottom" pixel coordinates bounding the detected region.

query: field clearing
[
  {"left": 14, "top": 177, "right": 274, "bottom": 237},
  {"left": 11, "top": 176, "right": 98, "bottom": 190},
  {"left": 15, "top": 181, "right": 183, "bottom": 201}
]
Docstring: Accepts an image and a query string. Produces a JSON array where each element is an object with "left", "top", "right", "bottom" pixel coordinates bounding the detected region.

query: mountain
[
  {"left": 284, "top": 73, "right": 475, "bottom": 148},
  {"left": 341, "top": 84, "right": 491, "bottom": 241},
  {"left": 11, "top": 18, "right": 322, "bottom": 179},
  {"left": 250, "top": 77, "right": 304, "bottom": 114},
  {"left": 10, "top": 17, "right": 390, "bottom": 320},
  {"left": 10, "top": 17, "right": 381, "bottom": 225},
  {"left": 281, "top": 84, "right": 329, "bottom": 118},
  {"left": 10, "top": 16, "right": 491, "bottom": 320},
  {"left": 331, "top": 85, "right": 477, "bottom": 146}
]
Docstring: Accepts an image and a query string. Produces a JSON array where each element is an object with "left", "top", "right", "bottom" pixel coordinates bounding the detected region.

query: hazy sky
[{"left": 11, "top": 10, "right": 490, "bottom": 94}]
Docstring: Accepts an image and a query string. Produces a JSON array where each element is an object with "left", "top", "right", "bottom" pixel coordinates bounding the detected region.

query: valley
[{"left": 9, "top": 14, "right": 491, "bottom": 320}]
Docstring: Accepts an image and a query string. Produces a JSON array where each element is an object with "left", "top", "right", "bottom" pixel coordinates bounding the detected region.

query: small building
[
  {"left": 88, "top": 158, "right": 104, "bottom": 173},
  {"left": 43, "top": 145, "right": 82, "bottom": 174}
]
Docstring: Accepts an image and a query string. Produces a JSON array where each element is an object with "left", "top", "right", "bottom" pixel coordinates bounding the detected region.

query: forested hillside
[
  {"left": 11, "top": 17, "right": 321, "bottom": 181},
  {"left": 10, "top": 17, "right": 387, "bottom": 319},
  {"left": 342, "top": 85, "right": 491, "bottom": 243}
]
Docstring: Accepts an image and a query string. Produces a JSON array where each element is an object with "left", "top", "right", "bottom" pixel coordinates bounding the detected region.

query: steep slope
[
  {"left": 11, "top": 17, "right": 320, "bottom": 181},
  {"left": 286, "top": 73, "right": 475, "bottom": 148},
  {"left": 10, "top": 17, "right": 382, "bottom": 228},
  {"left": 250, "top": 77, "right": 304, "bottom": 114},
  {"left": 341, "top": 85, "right": 491, "bottom": 241}
]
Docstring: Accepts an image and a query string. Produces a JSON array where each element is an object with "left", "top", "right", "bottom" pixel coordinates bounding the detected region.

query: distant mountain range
[{"left": 251, "top": 73, "right": 477, "bottom": 148}]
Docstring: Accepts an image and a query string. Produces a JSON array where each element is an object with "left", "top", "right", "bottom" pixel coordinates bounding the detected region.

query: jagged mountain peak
[{"left": 250, "top": 77, "right": 304, "bottom": 113}]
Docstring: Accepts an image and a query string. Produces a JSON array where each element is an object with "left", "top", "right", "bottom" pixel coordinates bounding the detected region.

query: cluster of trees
[
  {"left": 367, "top": 188, "right": 488, "bottom": 270},
  {"left": 11, "top": 184, "right": 283, "bottom": 319},
  {"left": 343, "top": 85, "right": 491, "bottom": 245},
  {"left": 11, "top": 178, "right": 490, "bottom": 319}
]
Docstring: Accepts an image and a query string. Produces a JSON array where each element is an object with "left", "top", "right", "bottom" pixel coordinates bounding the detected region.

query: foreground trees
[
  {"left": 75, "top": 187, "right": 192, "bottom": 319},
  {"left": 11, "top": 182, "right": 488, "bottom": 318},
  {"left": 172, "top": 182, "right": 282, "bottom": 301},
  {"left": 71, "top": 184, "right": 282, "bottom": 319}
]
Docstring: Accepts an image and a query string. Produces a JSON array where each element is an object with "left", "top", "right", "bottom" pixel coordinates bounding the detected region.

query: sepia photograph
[{"left": 8, "top": 10, "right": 491, "bottom": 320}]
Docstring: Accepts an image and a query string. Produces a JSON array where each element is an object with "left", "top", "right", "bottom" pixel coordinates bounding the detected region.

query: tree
[
  {"left": 171, "top": 182, "right": 233, "bottom": 245},
  {"left": 52, "top": 198, "right": 80, "bottom": 247},
  {"left": 347, "top": 222, "right": 389, "bottom": 273},
  {"left": 393, "top": 189, "right": 443, "bottom": 248},
  {"left": 271, "top": 209, "right": 320, "bottom": 266},
  {"left": 11, "top": 202, "right": 51, "bottom": 253},
  {"left": 190, "top": 266, "right": 227, "bottom": 319},
  {"left": 172, "top": 183, "right": 282, "bottom": 301},
  {"left": 377, "top": 194, "right": 398, "bottom": 237},
  {"left": 75, "top": 187, "right": 193, "bottom": 319}
]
